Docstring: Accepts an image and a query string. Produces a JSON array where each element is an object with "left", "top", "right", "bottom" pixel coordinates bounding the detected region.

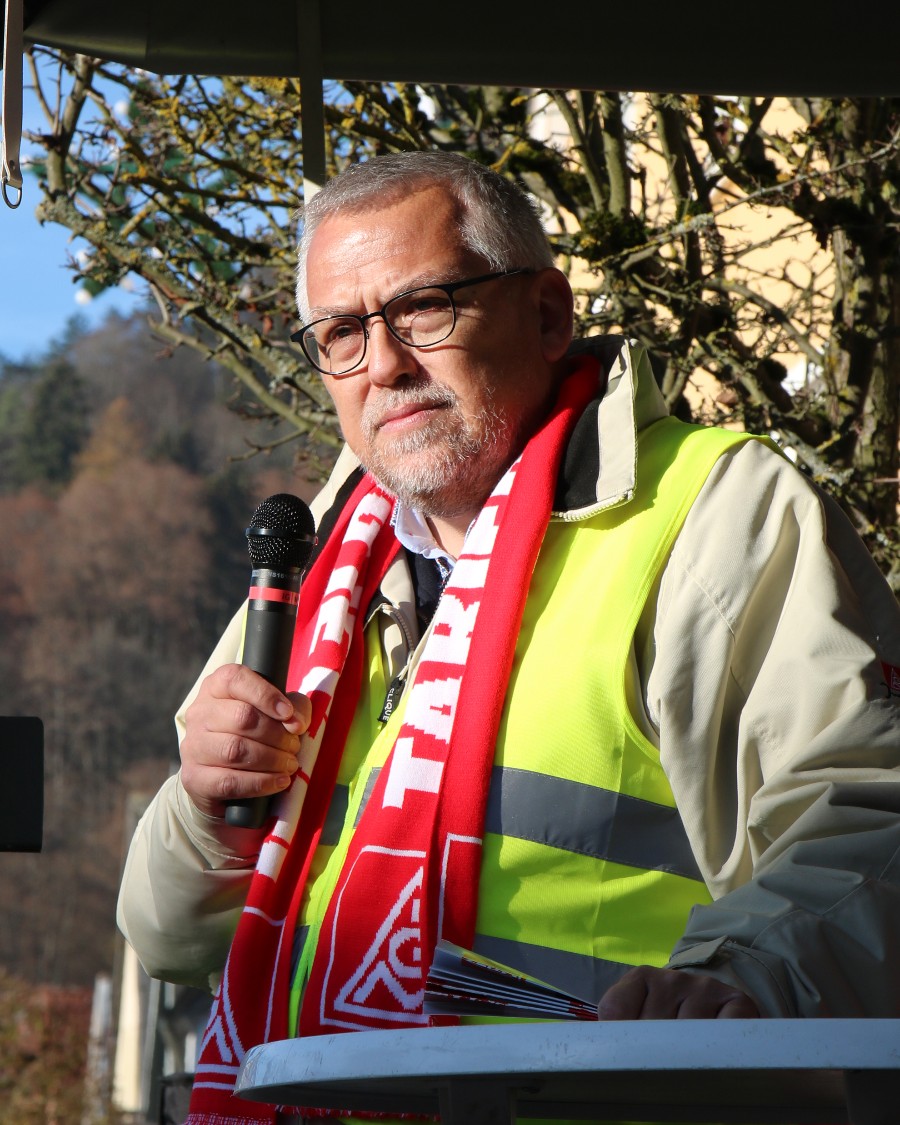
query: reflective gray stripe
[
  {"left": 290, "top": 924, "right": 310, "bottom": 979},
  {"left": 352, "top": 764, "right": 699, "bottom": 880},
  {"left": 483, "top": 765, "right": 703, "bottom": 882},
  {"left": 473, "top": 933, "right": 630, "bottom": 1007},
  {"left": 321, "top": 783, "right": 349, "bottom": 847},
  {"left": 353, "top": 766, "right": 382, "bottom": 827}
]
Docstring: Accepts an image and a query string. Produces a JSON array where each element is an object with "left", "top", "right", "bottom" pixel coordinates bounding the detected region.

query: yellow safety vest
[{"left": 291, "top": 418, "right": 753, "bottom": 1034}]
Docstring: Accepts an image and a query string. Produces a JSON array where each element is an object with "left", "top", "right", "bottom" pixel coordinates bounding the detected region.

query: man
[{"left": 118, "top": 152, "right": 900, "bottom": 1123}]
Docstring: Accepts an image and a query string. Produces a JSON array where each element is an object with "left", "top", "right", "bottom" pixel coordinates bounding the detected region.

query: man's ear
[{"left": 535, "top": 268, "right": 575, "bottom": 362}]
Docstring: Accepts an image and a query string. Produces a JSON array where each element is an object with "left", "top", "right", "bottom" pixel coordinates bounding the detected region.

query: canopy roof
[
  {"left": 14, "top": 0, "right": 900, "bottom": 95},
  {"left": 4, "top": 0, "right": 897, "bottom": 207}
]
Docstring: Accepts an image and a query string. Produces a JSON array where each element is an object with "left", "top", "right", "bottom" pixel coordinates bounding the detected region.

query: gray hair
[{"left": 295, "top": 151, "right": 555, "bottom": 321}]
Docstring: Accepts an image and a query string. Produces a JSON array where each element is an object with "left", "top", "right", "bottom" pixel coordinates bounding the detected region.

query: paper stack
[{"left": 424, "top": 940, "right": 598, "bottom": 1022}]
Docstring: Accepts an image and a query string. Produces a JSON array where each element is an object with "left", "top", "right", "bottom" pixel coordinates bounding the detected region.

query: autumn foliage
[
  {"left": 0, "top": 312, "right": 309, "bottom": 990},
  {"left": 0, "top": 968, "right": 93, "bottom": 1124}
]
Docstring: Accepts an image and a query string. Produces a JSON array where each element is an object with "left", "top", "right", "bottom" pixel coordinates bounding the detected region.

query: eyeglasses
[{"left": 291, "top": 268, "right": 531, "bottom": 376}]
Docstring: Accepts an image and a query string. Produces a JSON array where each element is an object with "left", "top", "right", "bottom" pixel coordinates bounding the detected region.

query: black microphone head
[{"left": 246, "top": 493, "right": 316, "bottom": 570}]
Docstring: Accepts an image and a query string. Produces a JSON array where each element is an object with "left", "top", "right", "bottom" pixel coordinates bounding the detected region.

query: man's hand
[
  {"left": 598, "top": 966, "right": 760, "bottom": 1020},
  {"left": 180, "top": 664, "right": 313, "bottom": 819}
]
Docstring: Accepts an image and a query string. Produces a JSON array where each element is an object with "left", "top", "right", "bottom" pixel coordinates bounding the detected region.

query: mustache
[{"left": 362, "top": 381, "right": 458, "bottom": 432}]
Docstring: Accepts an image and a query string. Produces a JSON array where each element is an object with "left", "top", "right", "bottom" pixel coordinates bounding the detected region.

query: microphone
[{"left": 224, "top": 493, "right": 317, "bottom": 829}]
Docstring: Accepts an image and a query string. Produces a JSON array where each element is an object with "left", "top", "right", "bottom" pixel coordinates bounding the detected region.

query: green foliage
[
  {"left": 575, "top": 210, "right": 650, "bottom": 261},
  {"left": 11, "top": 359, "right": 91, "bottom": 489},
  {"left": 0, "top": 353, "right": 92, "bottom": 493},
  {"left": 0, "top": 366, "right": 29, "bottom": 485}
]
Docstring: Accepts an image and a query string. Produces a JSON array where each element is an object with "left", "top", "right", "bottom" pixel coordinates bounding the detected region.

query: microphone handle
[{"left": 224, "top": 566, "right": 302, "bottom": 829}]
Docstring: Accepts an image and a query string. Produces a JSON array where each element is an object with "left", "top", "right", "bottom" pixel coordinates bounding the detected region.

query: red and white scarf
[{"left": 186, "top": 358, "right": 599, "bottom": 1124}]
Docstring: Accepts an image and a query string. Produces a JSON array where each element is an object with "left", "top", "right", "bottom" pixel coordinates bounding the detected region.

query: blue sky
[
  {"left": 0, "top": 193, "right": 143, "bottom": 362},
  {"left": 1, "top": 81, "right": 143, "bottom": 365}
]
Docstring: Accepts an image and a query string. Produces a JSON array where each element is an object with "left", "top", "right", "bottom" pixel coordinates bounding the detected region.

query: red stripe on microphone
[{"left": 248, "top": 586, "right": 300, "bottom": 606}]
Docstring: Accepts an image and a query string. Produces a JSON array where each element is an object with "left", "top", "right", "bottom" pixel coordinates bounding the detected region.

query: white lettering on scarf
[
  {"left": 377, "top": 476, "right": 510, "bottom": 811},
  {"left": 258, "top": 490, "right": 393, "bottom": 884},
  {"left": 382, "top": 734, "right": 446, "bottom": 808}
]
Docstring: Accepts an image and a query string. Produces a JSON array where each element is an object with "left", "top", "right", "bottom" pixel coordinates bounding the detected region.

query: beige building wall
[{"left": 529, "top": 93, "right": 832, "bottom": 414}]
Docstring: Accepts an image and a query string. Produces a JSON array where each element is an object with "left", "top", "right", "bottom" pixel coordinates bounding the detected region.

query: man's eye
[
  {"left": 410, "top": 294, "right": 450, "bottom": 314},
  {"left": 320, "top": 320, "right": 359, "bottom": 348},
  {"left": 393, "top": 291, "right": 451, "bottom": 322}
]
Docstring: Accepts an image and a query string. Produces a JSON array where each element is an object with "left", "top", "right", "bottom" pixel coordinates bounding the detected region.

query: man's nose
[{"left": 364, "top": 318, "right": 415, "bottom": 386}]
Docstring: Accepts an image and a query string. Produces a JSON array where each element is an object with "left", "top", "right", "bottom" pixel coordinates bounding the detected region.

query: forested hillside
[{"left": 0, "top": 309, "right": 321, "bottom": 989}]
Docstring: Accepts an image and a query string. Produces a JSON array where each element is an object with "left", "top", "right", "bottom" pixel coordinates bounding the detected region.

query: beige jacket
[{"left": 117, "top": 337, "right": 900, "bottom": 1017}]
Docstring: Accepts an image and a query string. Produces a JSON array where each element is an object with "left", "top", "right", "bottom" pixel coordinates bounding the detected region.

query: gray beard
[{"left": 360, "top": 382, "right": 514, "bottom": 519}]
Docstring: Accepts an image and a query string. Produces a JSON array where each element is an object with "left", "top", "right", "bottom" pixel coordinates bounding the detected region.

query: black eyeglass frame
[{"left": 291, "top": 268, "right": 532, "bottom": 376}]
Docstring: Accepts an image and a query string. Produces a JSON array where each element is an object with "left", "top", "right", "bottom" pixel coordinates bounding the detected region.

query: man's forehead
[
  {"left": 335, "top": 177, "right": 455, "bottom": 216},
  {"left": 304, "top": 189, "right": 482, "bottom": 313},
  {"left": 320, "top": 181, "right": 458, "bottom": 231}
]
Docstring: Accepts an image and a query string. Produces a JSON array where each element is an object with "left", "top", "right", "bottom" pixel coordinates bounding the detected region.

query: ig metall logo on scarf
[{"left": 321, "top": 845, "right": 430, "bottom": 1030}]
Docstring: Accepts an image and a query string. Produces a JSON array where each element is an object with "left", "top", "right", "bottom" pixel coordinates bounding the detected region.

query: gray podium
[{"left": 235, "top": 1019, "right": 900, "bottom": 1123}]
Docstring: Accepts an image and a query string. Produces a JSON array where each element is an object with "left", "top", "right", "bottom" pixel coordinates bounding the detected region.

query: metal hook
[
  {"left": 2, "top": 0, "right": 25, "bottom": 211},
  {"left": 2, "top": 174, "right": 24, "bottom": 210}
]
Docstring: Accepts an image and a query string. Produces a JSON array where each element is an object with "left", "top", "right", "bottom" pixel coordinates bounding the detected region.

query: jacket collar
[{"left": 554, "top": 335, "right": 669, "bottom": 519}]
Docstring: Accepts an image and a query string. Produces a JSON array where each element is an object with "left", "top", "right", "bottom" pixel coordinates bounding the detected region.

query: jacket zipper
[{"left": 369, "top": 600, "right": 416, "bottom": 724}]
